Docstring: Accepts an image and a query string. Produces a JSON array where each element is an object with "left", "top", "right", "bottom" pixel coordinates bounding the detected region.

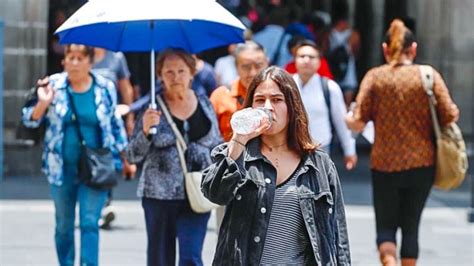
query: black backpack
[{"left": 327, "top": 45, "right": 350, "bottom": 81}]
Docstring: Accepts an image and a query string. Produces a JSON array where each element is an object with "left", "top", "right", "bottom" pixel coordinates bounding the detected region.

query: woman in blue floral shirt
[
  {"left": 127, "top": 48, "right": 222, "bottom": 266},
  {"left": 22, "top": 44, "right": 128, "bottom": 266}
]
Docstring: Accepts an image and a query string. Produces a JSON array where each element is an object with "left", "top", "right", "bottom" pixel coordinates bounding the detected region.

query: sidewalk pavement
[
  {"left": 1, "top": 147, "right": 473, "bottom": 265},
  {"left": 1, "top": 199, "right": 472, "bottom": 266}
]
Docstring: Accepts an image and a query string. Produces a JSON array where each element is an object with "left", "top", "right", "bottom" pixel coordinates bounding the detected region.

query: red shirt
[{"left": 285, "top": 57, "right": 334, "bottom": 80}]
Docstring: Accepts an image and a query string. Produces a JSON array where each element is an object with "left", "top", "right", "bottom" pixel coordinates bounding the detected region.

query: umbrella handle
[
  {"left": 149, "top": 44, "right": 157, "bottom": 135},
  {"left": 148, "top": 102, "right": 157, "bottom": 135}
]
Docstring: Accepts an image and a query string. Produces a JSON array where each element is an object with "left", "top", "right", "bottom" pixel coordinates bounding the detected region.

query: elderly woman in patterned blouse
[
  {"left": 22, "top": 44, "right": 128, "bottom": 266},
  {"left": 126, "top": 48, "right": 222, "bottom": 266}
]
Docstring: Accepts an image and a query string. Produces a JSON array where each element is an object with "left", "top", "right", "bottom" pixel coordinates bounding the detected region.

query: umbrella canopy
[
  {"left": 55, "top": 0, "right": 246, "bottom": 115},
  {"left": 55, "top": 0, "right": 246, "bottom": 53}
]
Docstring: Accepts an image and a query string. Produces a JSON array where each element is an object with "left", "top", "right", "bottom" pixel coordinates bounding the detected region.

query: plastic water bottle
[{"left": 230, "top": 107, "right": 272, "bottom": 135}]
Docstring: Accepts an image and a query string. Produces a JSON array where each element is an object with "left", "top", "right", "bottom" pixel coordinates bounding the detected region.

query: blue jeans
[
  {"left": 50, "top": 172, "right": 107, "bottom": 266},
  {"left": 142, "top": 197, "right": 210, "bottom": 266}
]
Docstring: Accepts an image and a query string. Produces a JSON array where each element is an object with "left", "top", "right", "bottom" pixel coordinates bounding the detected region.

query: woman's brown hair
[
  {"left": 156, "top": 48, "right": 196, "bottom": 76},
  {"left": 384, "top": 19, "right": 416, "bottom": 65},
  {"left": 243, "top": 66, "right": 317, "bottom": 155},
  {"left": 65, "top": 44, "right": 95, "bottom": 62}
]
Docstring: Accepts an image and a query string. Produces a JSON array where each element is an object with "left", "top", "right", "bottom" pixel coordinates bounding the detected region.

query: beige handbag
[
  {"left": 157, "top": 96, "right": 219, "bottom": 213},
  {"left": 419, "top": 65, "right": 468, "bottom": 190}
]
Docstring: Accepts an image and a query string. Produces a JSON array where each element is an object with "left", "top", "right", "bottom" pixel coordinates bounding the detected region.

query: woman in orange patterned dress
[{"left": 346, "top": 19, "right": 459, "bottom": 266}]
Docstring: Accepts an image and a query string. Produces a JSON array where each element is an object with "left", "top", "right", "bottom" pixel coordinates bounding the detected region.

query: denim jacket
[
  {"left": 126, "top": 92, "right": 223, "bottom": 200},
  {"left": 21, "top": 72, "right": 128, "bottom": 186},
  {"left": 202, "top": 139, "right": 351, "bottom": 265}
]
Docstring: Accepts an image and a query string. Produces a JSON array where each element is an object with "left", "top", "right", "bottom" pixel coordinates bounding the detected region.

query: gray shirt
[{"left": 92, "top": 50, "right": 131, "bottom": 88}]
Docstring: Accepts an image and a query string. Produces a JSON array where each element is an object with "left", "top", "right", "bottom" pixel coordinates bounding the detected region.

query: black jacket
[{"left": 202, "top": 139, "right": 351, "bottom": 265}]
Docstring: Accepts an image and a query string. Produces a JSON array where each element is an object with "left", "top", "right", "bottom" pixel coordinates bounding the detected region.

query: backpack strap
[{"left": 320, "top": 77, "right": 333, "bottom": 129}]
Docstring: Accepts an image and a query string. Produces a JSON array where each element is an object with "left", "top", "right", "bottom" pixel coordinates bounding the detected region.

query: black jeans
[{"left": 371, "top": 166, "right": 434, "bottom": 259}]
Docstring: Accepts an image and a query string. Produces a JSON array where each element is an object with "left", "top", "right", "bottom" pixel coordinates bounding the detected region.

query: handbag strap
[
  {"left": 65, "top": 86, "right": 87, "bottom": 145},
  {"left": 156, "top": 95, "right": 187, "bottom": 149},
  {"left": 156, "top": 95, "right": 189, "bottom": 174},
  {"left": 419, "top": 65, "right": 442, "bottom": 139}
]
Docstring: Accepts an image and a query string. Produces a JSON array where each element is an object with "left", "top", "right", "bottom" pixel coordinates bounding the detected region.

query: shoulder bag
[
  {"left": 66, "top": 88, "right": 119, "bottom": 190},
  {"left": 419, "top": 65, "right": 468, "bottom": 190},
  {"left": 157, "top": 95, "right": 219, "bottom": 213}
]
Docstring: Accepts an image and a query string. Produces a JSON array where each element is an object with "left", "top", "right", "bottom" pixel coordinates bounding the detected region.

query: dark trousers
[
  {"left": 372, "top": 166, "right": 434, "bottom": 259},
  {"left": 142, "top": 197, "right": 210, "bottom": 266}
]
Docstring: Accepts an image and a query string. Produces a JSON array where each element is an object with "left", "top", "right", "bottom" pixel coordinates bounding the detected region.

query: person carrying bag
[
  {"left": 66, "top": 87, "right": 119, "bottom": 190},
  {"left": 20, "top": 44, "right": 128, "bottom": 266},
  {"left": 125, "top": 48, "right": 222, "bottom": 265},
  {"left": 345, "top": 20, "right": 460, "bottom": 265},
  {"left": 157, "top": 95, "right": 219, "bottom": 213}
]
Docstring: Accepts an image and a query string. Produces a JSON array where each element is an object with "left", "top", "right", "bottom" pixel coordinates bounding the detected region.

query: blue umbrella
[{"left": 55, "top": 0, "right": 246, "bottom": 111}]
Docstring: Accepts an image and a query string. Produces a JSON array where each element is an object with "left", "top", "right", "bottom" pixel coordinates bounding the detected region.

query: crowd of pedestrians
[{"left": 21, "top": 1, "right": 463, "bottom": 265}]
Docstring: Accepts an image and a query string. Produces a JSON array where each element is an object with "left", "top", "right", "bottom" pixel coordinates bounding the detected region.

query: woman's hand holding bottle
[{"left": 228, "top": 108, "right": 272, "bottom": 160}]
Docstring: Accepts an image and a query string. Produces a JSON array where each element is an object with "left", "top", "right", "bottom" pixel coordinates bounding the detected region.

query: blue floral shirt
[{"left": 22, "top": 72, "right": 128, "bottom": 186}]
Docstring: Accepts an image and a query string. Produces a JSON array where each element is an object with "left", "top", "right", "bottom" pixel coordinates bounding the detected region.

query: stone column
[
  {"left": 0, "top": 0, "right": 49, "bottom": 176},
  {"left": 415, "top": 0, "right": 473, "bottom": 137},
  {"left": 355, "top": 0, "right": 385, "bottom": 77},
  {"left": 371, "top": 0, "right": 385, "bottom": 66}
]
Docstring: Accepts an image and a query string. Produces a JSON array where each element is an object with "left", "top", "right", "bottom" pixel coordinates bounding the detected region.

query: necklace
[
  {"left": 274, "top": 157, "right": 279, "bottom": 168},
  {"left": 262, "top": 141, "right": 287, "bottom": 168},
  {"left": 261, "top": 141, "right": 287, "bottom": 152}
]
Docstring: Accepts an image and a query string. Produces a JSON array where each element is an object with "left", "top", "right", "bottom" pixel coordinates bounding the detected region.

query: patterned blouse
[
  {"left": 126, "top": 92, "right": 223, "bottom": 200},
  {"left": 354, "top": 64, "right": 459, "bottom": 172},
  {"left": 22, "top": 72, "right": 128, "bottom": 185}
]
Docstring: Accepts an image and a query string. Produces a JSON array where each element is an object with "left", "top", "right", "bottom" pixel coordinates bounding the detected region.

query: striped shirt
[{"left": 260, "top": 164, "right": 315, "bottom": 265}]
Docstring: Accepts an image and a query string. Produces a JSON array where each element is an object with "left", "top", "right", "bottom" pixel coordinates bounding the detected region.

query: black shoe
[{"left": 99, "top": 206, "right": 115, "bottom": 229}]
